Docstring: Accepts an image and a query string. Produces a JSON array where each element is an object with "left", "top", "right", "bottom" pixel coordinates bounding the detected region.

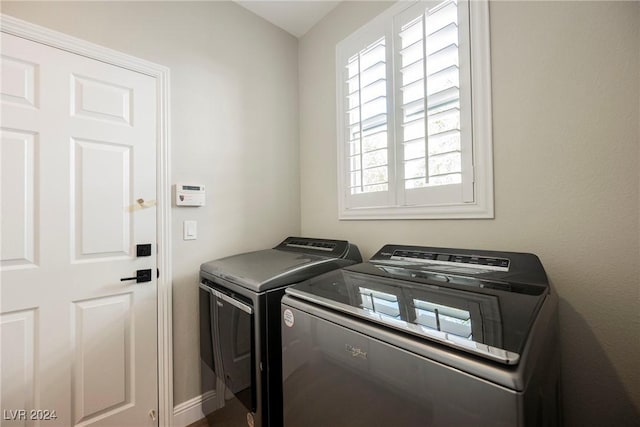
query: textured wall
[
  {"left": 298, "top": 1, "right": 640, "bottom": 425},
  {"left": 1, "top": 1, "right": 301, "bottom": 405},
  {"left": 4, "top": 1, "right": 639, "bottom": 423}
]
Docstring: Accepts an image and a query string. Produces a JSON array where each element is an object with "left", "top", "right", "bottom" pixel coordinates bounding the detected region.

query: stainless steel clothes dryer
[
  {"left": 199, "top": 237, "right": 362, "bottom": 427},
  {"left": 281, "top": 244, "right": 560, "bottom": 427}
]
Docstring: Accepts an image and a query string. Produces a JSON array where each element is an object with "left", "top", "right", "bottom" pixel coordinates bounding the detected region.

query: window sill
[{"left": 338, "top": 202, "right": 494, "bottom": 220}]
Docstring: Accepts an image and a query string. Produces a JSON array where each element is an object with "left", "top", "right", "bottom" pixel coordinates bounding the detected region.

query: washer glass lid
[{"left": 287, "top": 264, "right": 548, "bottom": 364}]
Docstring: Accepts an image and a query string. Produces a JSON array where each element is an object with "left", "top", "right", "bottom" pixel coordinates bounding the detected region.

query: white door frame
[{"left": 0, "top": 14, "right": 174, "bottom": 427}]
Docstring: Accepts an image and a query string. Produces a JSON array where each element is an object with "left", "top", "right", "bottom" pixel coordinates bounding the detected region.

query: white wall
[
  {"left": 1, "top": 0, "right": 300, "bottom": 406},
  {"left": 298, "top": 1, "right": 640, "bottom": 426},
  {"left": 4, "top": 1, "right": 639, "bottom": 424}
]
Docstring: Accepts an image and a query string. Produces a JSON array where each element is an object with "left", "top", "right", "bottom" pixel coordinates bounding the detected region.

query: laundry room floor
[
  {"left": 186, "top": 418, "right": 210, "bottom": 427},
  {"left": 187, "top": 397, "right": 248, "bottom": 427}
]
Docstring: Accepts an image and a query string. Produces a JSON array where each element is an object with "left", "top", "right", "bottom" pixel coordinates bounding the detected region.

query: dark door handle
[{"left": 121, "top": 269, "right": 152, "bottom": 283}]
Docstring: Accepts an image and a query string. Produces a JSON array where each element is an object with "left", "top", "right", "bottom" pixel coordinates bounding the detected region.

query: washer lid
[
  {"left": 286, "top": 262, "right": 549, "bottom": 365},
  {"left": 200, "top": 248, "right": 343, "bottom": 292}
]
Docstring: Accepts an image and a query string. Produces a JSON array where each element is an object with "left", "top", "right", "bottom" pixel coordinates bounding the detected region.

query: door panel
[
  {"left": 0, "top": 54, "right": 37, "bottom": 107},
  {"left": 72, "top": 294, "right": 133, "bottom": 424},
  {"left": 71, "top": 138, "right": 132, "bottom": 260},
  {"left": 0, "top": 309, "right": 37, "bottom": 427},
  {"left": 0, "top": 130, "right": 38, "bottom": 268},
  {"left": 71, "top": 74, "right": 132, "bottom": 125},
  {"left": 1, "top": 32, "right": 158, "bottom": 427}
]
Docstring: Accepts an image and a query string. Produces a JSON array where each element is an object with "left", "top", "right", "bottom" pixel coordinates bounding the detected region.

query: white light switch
[{"left": 183, "top": 220, "right": 197, "bottom": 240}]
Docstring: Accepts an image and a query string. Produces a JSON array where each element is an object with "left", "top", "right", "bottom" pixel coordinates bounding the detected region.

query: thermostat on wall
[{"left": 176, "top": 184, "right": 205, "bottom": 206}]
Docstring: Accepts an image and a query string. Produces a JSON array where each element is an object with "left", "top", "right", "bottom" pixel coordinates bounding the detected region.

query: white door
[{"left": 1, "top": 32, "right": 158, "bottom": 427}]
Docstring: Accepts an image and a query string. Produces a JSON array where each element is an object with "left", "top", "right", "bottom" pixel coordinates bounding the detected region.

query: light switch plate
[{"left": 183, "top": 220, "right": 197, "bottom": 240}]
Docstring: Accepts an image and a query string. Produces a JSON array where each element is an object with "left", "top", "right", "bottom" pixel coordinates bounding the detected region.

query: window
[{"left": 336, "top": 0, "right": 493, "bottom": 219}]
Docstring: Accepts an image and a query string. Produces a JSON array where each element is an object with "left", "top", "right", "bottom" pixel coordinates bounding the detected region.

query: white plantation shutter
[
  {"left": 394, "top": 0, "right": 473, "bottom": 206},
  {"left": 346, "top": 38, "right": 389, "bottom": 196},
  {"left": 337, "top": 0, "right": 492, "bottom": 218},
  {"left": 338, "top": 17, "right": 396, "bottom": 209}
]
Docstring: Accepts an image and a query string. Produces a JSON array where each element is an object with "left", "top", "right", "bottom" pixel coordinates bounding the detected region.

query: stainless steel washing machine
[
  {"left": 199, "top": 237, "right": 361, "bottom": 427},
  {"left": 281, "top": 244, "right": 560, "bottom": 426}
]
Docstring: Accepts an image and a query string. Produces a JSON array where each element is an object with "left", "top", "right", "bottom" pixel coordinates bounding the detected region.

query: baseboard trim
[{"left": 172, "top": 390, "right": 217, "bottom": 427}]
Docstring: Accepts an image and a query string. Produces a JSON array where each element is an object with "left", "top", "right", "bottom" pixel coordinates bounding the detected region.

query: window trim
[{"left": 336, "top": 0, "right": 493, "bottom": 220}]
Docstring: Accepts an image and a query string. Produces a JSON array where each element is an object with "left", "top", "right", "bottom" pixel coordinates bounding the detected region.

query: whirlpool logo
[{"left": 345, "top": 344, "right": 368, "bottom": 360}]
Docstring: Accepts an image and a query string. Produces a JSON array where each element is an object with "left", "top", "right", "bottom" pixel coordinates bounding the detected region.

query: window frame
[{"left": 336, "top": 0, "right": 494, "bottom": 220}]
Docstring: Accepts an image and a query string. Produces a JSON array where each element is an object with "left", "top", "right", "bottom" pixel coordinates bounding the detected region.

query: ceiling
[{"left": 235, "top": 1, "right": 341, "bottom": 38}]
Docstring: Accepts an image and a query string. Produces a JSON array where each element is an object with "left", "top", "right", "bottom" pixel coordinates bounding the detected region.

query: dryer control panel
[{"left": 275, "top": 236, "right": 360, "bottom": 260}]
